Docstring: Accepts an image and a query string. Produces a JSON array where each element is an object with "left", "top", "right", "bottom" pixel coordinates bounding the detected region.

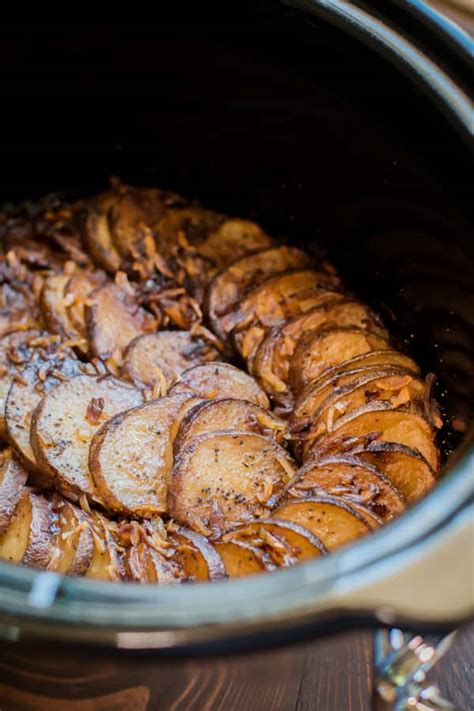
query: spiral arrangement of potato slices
[{"left": 0, "top": 184, "right": 441, "bottom": 583}]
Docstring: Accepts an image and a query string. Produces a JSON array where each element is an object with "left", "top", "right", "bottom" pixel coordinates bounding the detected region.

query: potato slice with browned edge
[
  {"left": 289, "top": 326, "right": 391, "bottom": 394},
  {"left": 274, "top": 496, "right": 372, "bottom": 550},
  {"left": 204, "top": 246, "right": 311, "bottom": 342},
  {"left": 85, "top": 281, "right": 158, "bottom": 369},
  {"left": 213, "top": 540, "right": 267, "bottom": 577},
  {"left": 31, "top": 374, "right": 144, "bottom": 501},
  {"left": 122, "top": 331, "right": 220, "bottom": 393},
  {"left": 220, "top": 518, "right": 327, "bottom": 569},
  {"left": 171, "top": 527, "right": 226, "bottom": 582},
  {"left": 222, "top": 269, "right": 342, "bottom": 335},
  {"left": 80, "top": 192, "right": 123, "bottom": 273},
  {"left": 174, "top": 398, "right": 287, "bottom": 454},
  {"left": 292, "top": 359, "right": 421, "bottom": 430},
  {"left": 6, "top": 351, "right": 92, "bottom": 469},
  {"left": 39, "top": 274, "right": 74, "bottom": 339},
  {"left": 252, "top": 299, "right": 387, "bottom": 403},
  {"left": 0, "top": 488, "right": 55, "bottom": 568},
  {"left": 48, "top": 497, "right": 93, "bottom": 576},
  {"left": 297, "top": 369, "right": 427, "bottom": 441},
  {"left": 155, "top": 206, "right": 224, "bottom": 254},
  {"left": 89, "top": 394, "right": 194, "bottom": 517},
  {"left": 311, "top": 436, "right": 436, "bottom": 502},
  {"left": 64, "top": 270, "right": 107, "bottom": 341},
  {"left": 0, "top": 328, "right": 42, "bottom": 439},
  {"left": 304, "top": 402, "right": 439, "bottom": 470},
  {"left": 286, "top": 456, "right": 405, "bottom": 522},
  {"left": 109, "top": 187, "right": 183, "bottom": 260},
  {"left": 0, "top": 450, "right": 28, "bottom": 534},
  {"left": 86, "top": 512, "right": 124, "bottom": 581},
  {"left": 169, "top": 430, "right": 296, "bottom": 536},
  {"left": 308, "top": 349, "right": 420, "bottom": 390},
  {"left": 197, "top": 219, "right": 273, "bottom": 272},
  {"left": 169, "top": 362, "right": 270, "bottom": 409}
]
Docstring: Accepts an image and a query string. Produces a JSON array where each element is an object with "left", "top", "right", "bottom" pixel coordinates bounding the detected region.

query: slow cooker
[{"left": 0, "top": 3, "right": 472, "bottom": 709}]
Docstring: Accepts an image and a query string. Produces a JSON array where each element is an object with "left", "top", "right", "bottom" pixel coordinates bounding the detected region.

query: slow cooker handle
[{"left": 373, "top": 630, "right": 459, "bottom": 710}]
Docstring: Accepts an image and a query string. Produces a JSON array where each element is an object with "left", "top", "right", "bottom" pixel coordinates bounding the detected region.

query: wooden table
[{"left": 0, "top": 624, "right": 472, "bottom": 710}]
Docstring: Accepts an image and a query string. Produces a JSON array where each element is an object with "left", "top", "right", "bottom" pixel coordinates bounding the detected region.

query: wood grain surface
[{"left": 0, "top": 624, "right": 471, "bottom": 710}]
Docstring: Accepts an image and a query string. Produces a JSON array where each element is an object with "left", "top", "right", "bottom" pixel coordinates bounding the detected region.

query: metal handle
[{"left": 373, "top": 629, "right": 461, "bottom": 710}]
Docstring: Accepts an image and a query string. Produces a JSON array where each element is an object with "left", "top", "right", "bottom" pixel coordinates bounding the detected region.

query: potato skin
[
  {"left": 6, "top": 352, "right": 92, "bottom": 469},
  {"left": 309, "top": 437, "right": 436, "bottom": 503},
  {"left": 85, "top": 282, "right": 157, "bottom": 368},
  {"left": 122, "top": 331, "right": 220, "bottom": 392},
  {"left": 89, "top": 394, "right": 192, "bottom": 517},
  {"left": 302, "top": 402, "right": 439, "bottom": 470},
  {"left": 0, "top": 450, "right": 28, "bottom": 535},
  {"left": 289, "top": 326, "right": 390, "bottom": 394},
  {"left": 286, "top": 455, "right": 406, "bottom": 522},
  {"left": 204, "top": 246, "right": 310, "bottom": 343},
  {"left": 171, "top": 527, "right": 226, "bottom": 581},
  {"left": 22, "top": 490, "right": 56, "bottom": 569},
  {"left": 169, "top": 362, "right": 270, "bottom": 409},
  {"left": 169, "top": 430, "right": 296, "bottom": 536},
  {"left": 274, "top": 495, "right": 373, "bottom": 550},
  {"left": 0, "top": 328, "right": 42, "bottom": 439},
  {"left": 174, "top": 398, "right": 286, "bottom": 455},
  {"left": 30, "top": 374, "right": 144, "bottom": 502}
]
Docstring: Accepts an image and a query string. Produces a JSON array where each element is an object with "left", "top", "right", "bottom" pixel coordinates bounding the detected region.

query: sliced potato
[
  {"left": 21, "top": 490, "right": 55, "bottom": 569},
  {"left": 80, "top": 193, "right": 123, "bottom": 273},
  {"left": 0, "top": 450, "right": 28, "bottom": 534},
  {"left": 221, "top": 268, "right": 341, "bottom": 341},
  {"left": 274, "top": 496, "right": 372, "bottom": 550},
  {"left": 6, "top": 352, "right": 92, "bottom": 469},
  {"left": 252, "top": 298, "right": 387, "bottom": 403},
  {"left": 169, "top": 430, "right": 296, "bottom": 536},
  {"left": 298, "top": 369, "right": 427, "bottom": 441},
  {"left": 0, "top": 328, "right": 42, "bottom": 439},
  {"left": 204, "top": 246, "right": 311, "bottom": 342},
  {"left": 49, "top": 497, "right": 93, "bottom": 576},
  {"left": 304, "top": 402, "right": 439, "bottom": 470},
  {"left": 155, "top": 206, "right": 223, "bottom": 253},
  {"left": 109, "top": 187, "right": 183, "bottom": 260},
  {"left": 64, "top": 270, "right": 107, "bottom": 340},
  {"left": 0, "top": 489, "right": 33, "bottom": 564},
  {"left": 293, "top": 361, "right": 421, "bottom": 430},
  {"left": 213, "top": 540, "right": 267, "bottom": 577},
  {"left": 196, "top": 219, "right": 274, "bottom": 276},
  {"left": 308, "top": 349, "right": 420, "bottom": 389},
  {"left": 221, "top": 518, "right": 327, "bottom": 568},
  {"left": 31, "top": 374, "right": 144, "bottom": 501},
  {"left": 169, "top": 362, "right": 270, "bottom": 409},
  {"left": 289, "top": 326, "right": 391, "bottom": 394},
  {"left": 174, "top": 398, "right": 287, "bottom": 454},
  {"left": 85, "top": 281, "right": 158, "bottom": 368},
  {"left": 171, "top": 527, "right": 226, "bottom": 581},
  {"left": 122, "top": 331, "right": 220, "bottom": 392},
  {"left": 287, "top": 456, "right": 405, "bottom": 522},
  {"left": 312, "top": 436, "right": 436, "bottom": 502},
  {"left": 39, "top": 274, "right": 73, "bottom": 338},
  {"left": 89, "top": 394, "right": 193, "bottom": 517}
]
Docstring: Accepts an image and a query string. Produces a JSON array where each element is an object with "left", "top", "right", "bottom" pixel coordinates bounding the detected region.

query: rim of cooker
[{"left": 0, "top": 0, "right": 472, "bottom": 648}]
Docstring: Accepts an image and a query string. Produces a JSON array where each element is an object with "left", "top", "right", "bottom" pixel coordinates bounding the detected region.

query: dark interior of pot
[{"left": 0, "top": 11, "right": 472, "bottom": 467}]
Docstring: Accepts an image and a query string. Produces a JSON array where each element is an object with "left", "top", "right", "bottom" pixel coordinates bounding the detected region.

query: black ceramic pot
[{"left": 0, "top": 2, "right": 472, "bottom": 708}]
